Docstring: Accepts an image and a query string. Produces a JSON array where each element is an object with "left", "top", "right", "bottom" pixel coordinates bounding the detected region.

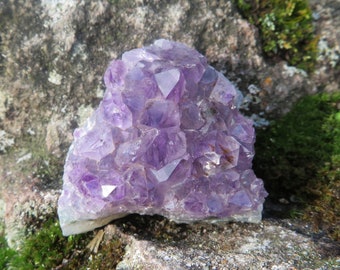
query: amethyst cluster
[{"left": 58, "top": 39, "right": 267, "bottom": 236}]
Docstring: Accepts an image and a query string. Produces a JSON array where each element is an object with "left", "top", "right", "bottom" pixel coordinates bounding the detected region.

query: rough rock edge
[
  {"left": 102, "top": 219, "right": 339, "bottom": 269},
  {"left": 0, "top": 0, "right": 338, "bottom": 266}
]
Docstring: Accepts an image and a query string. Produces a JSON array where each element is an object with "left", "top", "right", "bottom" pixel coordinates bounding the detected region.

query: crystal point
[{"left": 58, "top": 40, "right": 267, "bottom": 236}]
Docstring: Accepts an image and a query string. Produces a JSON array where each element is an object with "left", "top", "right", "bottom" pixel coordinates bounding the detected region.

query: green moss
[
  {"left": 0, "top": 218, "right": 126, "bottom": 269},
  {"left": 254, "top": 93, "right": 340, "bottom": 240},
  {"left": 6, "top": 219, "right": 90, "bottom": 269},
  {"left": 0, "top": 235, "right": 16, "bottom": 269},
  {"left": 235, "top": 0, "right": 318, "bottom": 72}
]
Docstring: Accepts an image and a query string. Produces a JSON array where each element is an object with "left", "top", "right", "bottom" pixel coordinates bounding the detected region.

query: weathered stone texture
[{"left": 0, "top": 0, "right": 339, "bottom": 266}]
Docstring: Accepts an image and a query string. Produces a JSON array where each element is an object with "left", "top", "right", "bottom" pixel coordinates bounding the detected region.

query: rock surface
[
  {"left": 0, "top": 0, "right": 339, "bottom": 268},
  {"left": 104, "top": 216, "right": 339, "bottom": 270}
]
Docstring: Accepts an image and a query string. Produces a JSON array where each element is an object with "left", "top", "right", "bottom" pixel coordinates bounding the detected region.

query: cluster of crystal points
[{"left": 58, "top": 39, "right": 267, "bottom": 236}]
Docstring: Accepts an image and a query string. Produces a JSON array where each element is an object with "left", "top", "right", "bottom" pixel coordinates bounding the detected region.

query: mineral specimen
[{"left": 58, "top": 39, "right": 267, "bottom": 236}]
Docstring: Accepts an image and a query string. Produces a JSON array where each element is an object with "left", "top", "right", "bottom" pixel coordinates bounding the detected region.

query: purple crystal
[{"left": 58, "top": 39, "right": 267, "bottom": 236}]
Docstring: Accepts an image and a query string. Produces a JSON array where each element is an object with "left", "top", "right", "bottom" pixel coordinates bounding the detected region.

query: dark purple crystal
[{"left": 58, "top": 39, "right": 267, "bottom": 236}]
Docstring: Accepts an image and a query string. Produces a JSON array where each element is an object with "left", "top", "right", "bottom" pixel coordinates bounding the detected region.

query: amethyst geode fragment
[{"left": 58, "top": 39, "right": 267, "bottom": 235}]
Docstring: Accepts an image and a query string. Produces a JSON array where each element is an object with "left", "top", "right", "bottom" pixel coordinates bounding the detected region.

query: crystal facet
[{"left": 58, "top": 39, "right": 267, "bottom": 236}]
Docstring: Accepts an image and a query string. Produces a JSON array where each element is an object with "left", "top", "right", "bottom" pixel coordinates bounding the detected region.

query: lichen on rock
[{"left": 0, "top": 0, "right": 339, "bottom": 268}]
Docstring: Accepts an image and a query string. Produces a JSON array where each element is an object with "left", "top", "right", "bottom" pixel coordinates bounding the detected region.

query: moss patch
[
  {"left": 0, "top": 235, "right": 16, "bottom": 270},
  {"left": 5, "top": 219, "right": 88, "bottom": 269},
  {"left": 254, "top": 93, "right": 340, "bottom": 240},
  {"left": 0, "top": 218, "right": 125, "bottom": 269},
  {"left": 235, "top": 0, "right": 318, "bottom": 72}
]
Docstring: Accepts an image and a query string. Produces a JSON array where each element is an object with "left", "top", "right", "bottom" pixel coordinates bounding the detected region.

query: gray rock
[
  {"left": 104, "top": 218, "right": 338, "bottom": 269},
  {"left": 0, "top": 0, "right": 339, "bottom": 267}
]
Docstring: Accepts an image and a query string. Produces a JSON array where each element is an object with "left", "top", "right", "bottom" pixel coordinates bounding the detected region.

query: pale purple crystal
[{"left": 58, "top": 39, "right": 267, "bottom": 236}]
